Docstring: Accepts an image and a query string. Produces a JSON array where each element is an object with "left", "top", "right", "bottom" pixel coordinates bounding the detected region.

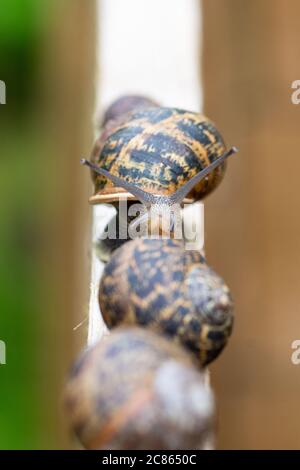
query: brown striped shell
[
  {"left": 64, "top": 327, "right": 214, "bottom": 450},
  {"left": 99, "top": 238, "right": 234, "bottom": 366},
  {"left": 91, "top": 96, "right": 159, "bottom": 185},
  {"left": 89, "top": 106, "right": 227, "bottom": 204}
]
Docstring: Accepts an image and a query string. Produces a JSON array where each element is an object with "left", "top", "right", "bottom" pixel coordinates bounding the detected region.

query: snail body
[
  {"left": 99, "top": 238, "right": 234, "bottom": 367},
  {"left": 64, "top": 327, "right": 214, "bottom": 450}
]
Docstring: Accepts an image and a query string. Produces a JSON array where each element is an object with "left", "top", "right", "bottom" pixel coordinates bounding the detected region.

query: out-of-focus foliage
[
  {"left": 0, "top": 0, "right": 39, "bottom": 115},
  {"left": 0, "top": 0, "right": 56, "bottom": 449}
]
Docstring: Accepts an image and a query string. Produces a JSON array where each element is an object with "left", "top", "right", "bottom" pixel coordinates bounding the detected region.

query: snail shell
[
  {"left": 99, "top": 238, "right": 234, "bottom": 367},
  {"left": 90, "top": 107, "right": 226, "bottom": 204},
  {"left": 91, "top": 95, "right": 159, "bottom": 184},
  {"left": 64, "top": 327, "right": 214, "bottom": 450},
  {"left": 101, "top": 94, "right": 159, "bottom": 127}
]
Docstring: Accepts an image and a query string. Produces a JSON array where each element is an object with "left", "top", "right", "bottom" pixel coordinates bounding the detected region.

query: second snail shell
[{"left": 99, "top": 238, "right": 234, "bottom": 367}]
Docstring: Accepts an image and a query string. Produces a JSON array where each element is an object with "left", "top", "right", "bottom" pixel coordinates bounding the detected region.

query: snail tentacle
[
  {"left": 168, "top": 146, "right": 238, "bottom": 205},
  {"left": 81, "top": 158, "right": 155, "bottom": 205}
]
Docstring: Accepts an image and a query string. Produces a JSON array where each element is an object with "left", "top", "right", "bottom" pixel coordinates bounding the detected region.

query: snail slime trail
[{"left": 102, "top": 455, "right": 136, "bottom": 467}]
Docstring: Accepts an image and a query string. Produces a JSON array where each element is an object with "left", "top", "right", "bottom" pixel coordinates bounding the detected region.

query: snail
[
  {"left": 87, "top": 105, "right": 232, "bottom": 205},
  {"left": 84, "top": 97, "right": 238, "bottom": 258},
  {"left": 99, "top": 238, "right": 234, "bottom": 367},
  {"left": 82, "top": 145, "right": 237, "bottom": 241},
  {"left": 64, "top": 327, "right": 215, "bottom": 450},
  {"left": 84, "top": 144, "right": 236, "bottom": 261}
]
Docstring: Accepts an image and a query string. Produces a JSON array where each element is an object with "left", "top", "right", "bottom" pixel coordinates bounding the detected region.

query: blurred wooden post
[
  {"left": 40, "top": 0, "right": 95, "bottom": 448},
  {"left": 202, "top": 0, "right": 300, "bottom": 449}
]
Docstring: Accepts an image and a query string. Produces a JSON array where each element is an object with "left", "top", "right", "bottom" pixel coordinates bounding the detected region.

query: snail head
[{"left": 81, "top": 146, "right": 238, "bottom": 236}]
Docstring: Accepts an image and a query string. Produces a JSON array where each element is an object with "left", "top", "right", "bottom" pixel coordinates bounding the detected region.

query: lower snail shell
[
  {"left": 99, "top": 238, "right": 234, "bottom": 367},
  {"left": 64, "top": 327, "right": 214, "bottom": 450}
]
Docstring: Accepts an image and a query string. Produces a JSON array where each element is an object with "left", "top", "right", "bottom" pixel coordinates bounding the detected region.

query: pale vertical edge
[{"left": 87, "top": 205, "right": 110, "bottom": 345}]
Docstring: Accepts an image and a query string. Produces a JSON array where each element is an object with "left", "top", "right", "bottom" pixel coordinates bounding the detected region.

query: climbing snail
[
  {"left": 99, "top": 238, "right": 234, "bottom": 367},
  {"left": 88, "top": 104, "right": 231, "bottom": 205},
  {"left": 64, "top": 327, "right": 215, "bottom": 450},
  {"left": 83, "top": 96, "right": 238, "bottom": 259},
  {"left": 82, "top": 145, "right": 237, "bottom": 241}
]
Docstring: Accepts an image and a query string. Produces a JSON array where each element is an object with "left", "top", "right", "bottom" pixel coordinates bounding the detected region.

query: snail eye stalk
[
  {"left": 81, "top": 158, "right": 155, "bottom": 206},
  {"left": 81, "top": 146, "right": 238, "bottom": 208},
  {"left": 168, "top": 146, "right": 238, "bottom": 205}
]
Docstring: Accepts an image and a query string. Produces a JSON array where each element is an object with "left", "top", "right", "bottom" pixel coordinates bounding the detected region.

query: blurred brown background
[{"left": 202, "top": 0, "right": 300, "bottom": 449}]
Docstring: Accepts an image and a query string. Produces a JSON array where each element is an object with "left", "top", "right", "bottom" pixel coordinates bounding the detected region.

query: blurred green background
[{"left": 0, "top": 0, "right": 94, "bottom": 448}]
